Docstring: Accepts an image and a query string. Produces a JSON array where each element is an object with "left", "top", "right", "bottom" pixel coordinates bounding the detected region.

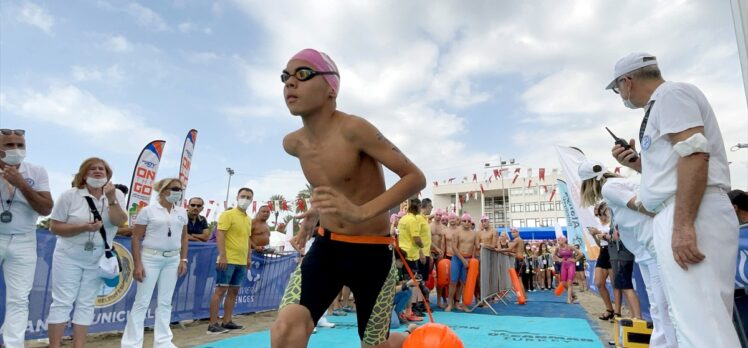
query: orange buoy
[
  {"left": 426, "top": 270, "right": 436, "bottom": 290},
  {"left": 403, "top": 323, "right": 464, "bottom": 348},
  {"left": 554, "top": 283, "right": 565, "bottom": 296},
  {"left": 462, "top": 258, "right": 480, "bottom": 306},
  {"left": 508, "top": 268, "right": 526, "bottom": 305},
  {"left": 437, "top": 259, "right": 451, "bottom": 288}
]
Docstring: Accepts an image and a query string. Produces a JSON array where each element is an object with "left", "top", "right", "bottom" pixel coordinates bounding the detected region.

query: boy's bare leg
[
  {"left": 445, "top": 283, "right": 456, "bottom": 311},
  {"left": 271, "top": 304, "right": 315, "bottom": 348}
]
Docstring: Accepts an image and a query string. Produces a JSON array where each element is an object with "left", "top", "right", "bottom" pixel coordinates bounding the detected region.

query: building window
[
  {"left": 558, "top": 217, "right": 567, "bottom": 226},
  {"left": 526, "top": 219, "right": 539, "bottom": 227},
  {"left": 541, "top": 218, "right": 555, "bottom": 227},
  {"left": 556, "top": 201, "right": 562, "bottom": 211},
  {"left": 526, "top": 203, "right": 538, "bottom": 212},
  {"left": 512, "top": 219, "right": 525, "bottom": 228},
  {"left": 540, "top": 202, "right": 554, "bottom": 211},
  {"left": 510, "top": 188, "right": 524, "bottom": 196},
  {"left": 511, "top": 204, "right": 524, "bottom": 212},
  {"left": 526, "top": 187, "right": 538, "bottom": 195}
]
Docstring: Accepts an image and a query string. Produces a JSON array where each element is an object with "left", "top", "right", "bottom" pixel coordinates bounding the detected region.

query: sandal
[
  {"left": 610, "top": 313, "right": 621, "bottom": 323},
  {"left": 599, "top": 309, "right": 615, "bottom": 321}
]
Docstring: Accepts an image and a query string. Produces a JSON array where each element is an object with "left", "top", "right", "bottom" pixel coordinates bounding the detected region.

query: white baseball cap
[
  {"left": 605, "top": 52, "right": 658, "bottom": 90},
  {"left": 578, "top": 159, "right": 608, "bottom": 181}
]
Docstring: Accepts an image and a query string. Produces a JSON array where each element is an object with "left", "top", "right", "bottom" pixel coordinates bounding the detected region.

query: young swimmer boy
[{"left": 271, "top": 49, "right": 426, "bottom": 348}]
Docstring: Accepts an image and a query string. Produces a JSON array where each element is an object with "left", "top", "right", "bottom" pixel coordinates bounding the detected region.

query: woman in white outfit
[
  {"left": 47, "top": 157, "right": 128, "bottom": 348},
  {"left": 579, "top": 159, "right": 677, "bottom": 348},
  {"left": 121, "top": 178, "right": 188, "bottom": 348}
]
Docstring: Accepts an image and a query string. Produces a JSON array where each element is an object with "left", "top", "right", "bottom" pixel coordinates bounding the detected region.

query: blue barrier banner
[{"left": 0, "top": 230, "right": 298, "bottom": 340}]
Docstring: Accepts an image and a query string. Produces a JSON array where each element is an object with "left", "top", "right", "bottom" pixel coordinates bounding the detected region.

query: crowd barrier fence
[{"left": 0, "top": 230, "right": 299, "bottom": 341}]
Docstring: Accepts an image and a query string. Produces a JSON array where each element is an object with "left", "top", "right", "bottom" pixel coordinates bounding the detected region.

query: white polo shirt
[
  {"left": 0, "top": 161, "right": 50, "bottom": 235},
  {"left": 135, "top": 203, "right": 187, "bottom": 251},
  {"left": 639, "top": 81, "right": 731, "bottom": 211},
  {"left": 602, "top": 178, "right": 652, "bottom": 263},
  {"left": 50, "top": 188, "right": 126, "bottom": 250}
]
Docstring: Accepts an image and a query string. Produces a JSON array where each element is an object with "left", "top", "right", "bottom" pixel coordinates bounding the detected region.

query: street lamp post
[
  {"left": 484, "top": 157, "right": 519, "bottom": 231},
  {"left": 225, "top": 167, "right": 235, "bottom": 206}
]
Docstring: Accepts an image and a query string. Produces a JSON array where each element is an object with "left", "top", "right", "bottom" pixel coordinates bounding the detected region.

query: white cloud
[
  {"left": 185, "top": 51, "right": 220, "bottom": 64},
  {"left": 235, "top": 169, "right": 309, "bottom": 204},
  {"left": 178, "top": 21, "right": 194, "bottom": 33},
  {"left": 17, "top": 1, "right": 54, "bottom": 34},
  {"left": 1, "top": 85, "right": 166, "bottom": 154},
  {"left": 126, "top": 2, "right": 169, "bottom": 31},
  {"left": 104, "top": 35, "right": 132, "bottom": 52},
  {"left": 71, "top": 65, "right": 126, "bottom": 83}
]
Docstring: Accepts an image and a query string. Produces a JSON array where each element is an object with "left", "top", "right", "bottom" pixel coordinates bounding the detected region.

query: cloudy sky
[{"left": 1, "top": 0, "right": 746, "bottom": 215}]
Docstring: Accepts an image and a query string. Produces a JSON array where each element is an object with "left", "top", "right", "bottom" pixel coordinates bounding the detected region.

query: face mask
[
  {"left": 166, "top": 191, "right": 182, "bottom": 204},
  {"left": 237, "top": 198, "right": 252, "bottom": 210},
  {"left": 86, "top": 177, "right": 108, "bottom": 188},
  {"left": 1, "top": 149, "right": 26, "bottom": 166},
  {"left": 621, "top": 80, "right": 639, "bottom": 109}
]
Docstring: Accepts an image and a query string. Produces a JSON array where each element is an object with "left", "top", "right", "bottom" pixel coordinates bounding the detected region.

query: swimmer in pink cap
[
  {"left": 445, "top": 212, "right": 478, "bottom": 312},
  {"left": 274, "top": 49, "right": 426, "bottom": 348}
]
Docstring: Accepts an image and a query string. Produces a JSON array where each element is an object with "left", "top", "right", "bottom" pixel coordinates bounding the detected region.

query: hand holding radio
[{"left": 606, "top": 127, "right": 639, "bottom": 163}]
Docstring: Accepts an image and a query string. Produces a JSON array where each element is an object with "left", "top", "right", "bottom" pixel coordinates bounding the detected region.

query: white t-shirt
[
  {"left": 0, "top": 161, "right": 50, "bottom": 235},
  {"left": 602, "top": 178, "right": 653, "bottom": 263},
  {"left": 135, "top": 203, "right": 187, "bottom": 251},
  {"left": 639, "top": 81, "right": 731, "bottom": 211},
  {"left": 50, "top": 188, "right": 126, "bottom": 250},
  {"left": 269, "top": 231, "right": 293, "bottom": 252}
]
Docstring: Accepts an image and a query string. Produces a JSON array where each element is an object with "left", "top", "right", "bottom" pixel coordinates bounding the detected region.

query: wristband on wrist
[{"left": 180, "top": 258, "right": 188, "bottom": 263}]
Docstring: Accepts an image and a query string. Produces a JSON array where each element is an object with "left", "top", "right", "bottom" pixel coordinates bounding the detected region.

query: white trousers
[
  {"left": 639, "top": 260, "right": 677, "bottom": 348},
  {"left": 47, "top": 242, "right": 104, "bottom": 325},
  {"left": 0, "top": 233, "right": 36, "bottom": 348},
  {"left": 653, "top": 191, "right": 740, "bottom": 348},
  {"left": 121, "top": 252, "right": 179, "bottom": 348}
]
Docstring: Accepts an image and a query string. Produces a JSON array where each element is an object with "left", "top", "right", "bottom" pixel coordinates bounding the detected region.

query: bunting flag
[
  {"left": 511, "top": 168, "right": 521, "bottom": 184},
  {"left": 433, "top": 181, "right": 439, "bottom": 187},
  {"left": 488, "top": 176, "right": 493, "bottom": 183},
  {"left": 539, "top": 168, "right": 546, "bottom": 181},
  {"left": 480, "top": 184, "right": 485, "bottom": 195},
  {"left": 282, "top": 200, "right": 288, "bottom": 211},
  {"left": 548, "top": 187, "right": 556, "bottom": 202},
  {"left": 126, "top": 140, "right": 166, "bottom": 227},
  {"left": 527, "top": 179, "right": 533, "bottom": 188},
  {"left": 614, "top": 167, "right": 621, "bottom": 174},
  {"left": 472, "top": 173, "right": 477, "bottom": 182},
  {"left": 527, "top": 168, "right": 533, "bottom": 178},
  {"left": 448, "top": 177, "right": 456, "bottom": 183},
  {"left": 252, "top": 201, "right": 257, "bottom": 213},
  {"left": 268, "top": 201, "right": 274, "bottom": 211},
  {"left": 493, "top": 168, "right": 500, "bottom": 178},
  {"left": 552, "top": 168, "right": 559, "bottom": 176},
  {"left": 542, "top": 185, "right": 548, "bottom": 194},
  {"left": 178, "top": 129, "right": 198, "bottom": 206},
  {"left": 296, "top": 198, "right": 305, "bottom": 212}
]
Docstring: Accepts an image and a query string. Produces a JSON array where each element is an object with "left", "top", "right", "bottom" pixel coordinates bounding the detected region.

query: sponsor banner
[
  {"left": 178, "top": 129, "right": 198, "bottom": 197},
  {"left": 557, "top": 179, "right": 596, "bottom": 259},
  {"left": 0, "top": 230, "right": 298, "bottom": 340},
  {"left": 126, "top": 140, "right": 166, "bottom": 226}
]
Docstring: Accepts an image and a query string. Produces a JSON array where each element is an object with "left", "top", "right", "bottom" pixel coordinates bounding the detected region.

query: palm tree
[{"left": 269, "top": 194, "right": 286, "bottom": 228}]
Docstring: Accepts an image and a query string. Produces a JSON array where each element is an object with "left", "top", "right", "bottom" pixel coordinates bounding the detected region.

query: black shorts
[
  {"left": 612, "top": 260, "right": 634, "bottom": 289},
  {"left": 575, "top": 262, "right": 584, "bottom": 272},
  {"left": 515, "top": 258, "right": 527, "bottom": 274},
  {"left": 554, "top": 261, "right": 561, "bottom": 273},
  {"left": 418, "top": 256, "right": 432, "bottom": 282},
  {"left": 280, "top": 230, "right": 396, "bottom": 345},
  {"left": 596, "top": 246, "right": 612, "bottom": 269}
]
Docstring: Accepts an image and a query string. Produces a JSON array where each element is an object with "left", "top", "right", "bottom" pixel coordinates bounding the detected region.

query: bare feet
[{"left": 445, "top": 305, "right": 452, "bottom": 312}]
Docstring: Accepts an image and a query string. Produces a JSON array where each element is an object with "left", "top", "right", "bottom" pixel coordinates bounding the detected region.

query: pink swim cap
[
  {"left": 480, "top": 215, "right": 489, "bottom": 221},
  {"left": 461, "top": 213, "right": 472, "bottom": 222},
  {"left": 447, "top": 213, "right": 457, "bottom": 220},
  {"left": 289, "top": 48, "right": 340, "bottom": 93},
  {"left": 434, "top": 208, "right": 444, "bottom": 215},
  {"left": 440, "top": 215, "right": 448, "bottom": 222}
]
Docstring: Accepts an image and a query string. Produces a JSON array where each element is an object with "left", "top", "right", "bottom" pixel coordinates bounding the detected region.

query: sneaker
[
  {"left": 221, "top": 321, "right": 244, "bottom": 330},
  {"left": 317, "top": 317, "right": 336, "bottom": 328},
  {"left": 207, "top": 323, "right": 229, "bottom": 334},
  {"left": 332, "top": 308, "right": 347, "bottom": 316}
]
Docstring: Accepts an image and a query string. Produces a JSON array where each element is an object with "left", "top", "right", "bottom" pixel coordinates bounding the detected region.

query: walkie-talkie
[{"left": 605, "top": 127, "right": 638, "bottom": 163}]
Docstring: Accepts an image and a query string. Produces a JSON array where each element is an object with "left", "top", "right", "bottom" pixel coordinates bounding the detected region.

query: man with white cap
[
  {"left": 608, "top": 52, "right": 739, "bottom": 347},
  {"left": 0, "top": 129, "right": 54, "bottom": 347}
]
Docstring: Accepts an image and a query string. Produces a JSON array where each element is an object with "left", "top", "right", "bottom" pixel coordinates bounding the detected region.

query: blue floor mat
[{"left": 198, "top": 291, "right": 604, "bottom": 348}]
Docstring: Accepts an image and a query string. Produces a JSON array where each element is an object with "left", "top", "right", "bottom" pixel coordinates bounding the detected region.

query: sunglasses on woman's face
[
  {"left": 0, "top": 129, "right": 25, "bottom": 136},
  {"left": 169, "top": 187, "right": 183, "bottom": 192}
]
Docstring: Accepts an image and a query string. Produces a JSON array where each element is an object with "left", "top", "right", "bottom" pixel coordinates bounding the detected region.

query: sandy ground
[{"left": 25, "top": 285, "right": 629, "bottom": 347}]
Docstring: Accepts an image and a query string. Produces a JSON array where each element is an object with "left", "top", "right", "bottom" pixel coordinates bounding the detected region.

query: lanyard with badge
[
  {"left": 638, "top": 100, "right": 656, "bottom": 145},
  {"left": 84, "top": 196, "right": 107, "bottom": 251},
  {"left": 0, "top": 187, "right": 17, "bottom": 223}
]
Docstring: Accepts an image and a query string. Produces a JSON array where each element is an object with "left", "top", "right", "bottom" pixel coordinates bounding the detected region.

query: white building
[{"left": 432, "top": 167, "right": 568, "bottom": 228}]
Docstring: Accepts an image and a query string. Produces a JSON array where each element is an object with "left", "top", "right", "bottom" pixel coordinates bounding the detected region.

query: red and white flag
[
  {"left": 472, "top": 173, "right": 477, "bottom": 182},
  {"left": 511, "top": 168, "right": 521, "bottom": 184},
  {"left": 539, "top": 168, "right": 546, "bottom": 181},
  {"left": 548, "top": 187, "right": 556, "bottom": 202},
  {"left": 527, "top": 179, "right": 533, "bottom": 188},
  {"left": 493, "top": 169, "right": 501, "bottom": 178},
  {"left": 433, "top": 181, "right": 439, "bottom": 187},
  {"left": 480, "top": 184, "right": 485, "bottom": 195}
]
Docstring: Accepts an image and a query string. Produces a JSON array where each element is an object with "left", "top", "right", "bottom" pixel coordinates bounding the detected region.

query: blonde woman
[
  {"left": 578, "top": 159, "right": 676, "bottom": 348},
  {"left": 122, "top": 178, "right": 188, "bottom": 348},
  {"left": 47, "top": 158, "right": 127, "bottom": 348}
]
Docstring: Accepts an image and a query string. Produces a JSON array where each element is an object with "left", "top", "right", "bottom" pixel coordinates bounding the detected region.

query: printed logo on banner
[{"left": 96, "top": 242, "right": 134, "bottom": 308}]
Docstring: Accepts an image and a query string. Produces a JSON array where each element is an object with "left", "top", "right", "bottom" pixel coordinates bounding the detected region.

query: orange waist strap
[{"left": 317, "top": 227, "right": 394, "bottom": 245}]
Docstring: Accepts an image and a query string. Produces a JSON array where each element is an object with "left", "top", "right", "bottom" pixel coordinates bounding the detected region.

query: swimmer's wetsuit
[{"left": 280, "top": 227, "right": 397, "bottom": 345}]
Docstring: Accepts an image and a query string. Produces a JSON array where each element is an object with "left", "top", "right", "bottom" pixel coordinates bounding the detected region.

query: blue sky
[{"left": 1, "top": 0, "right": 746, "bottom": 216}]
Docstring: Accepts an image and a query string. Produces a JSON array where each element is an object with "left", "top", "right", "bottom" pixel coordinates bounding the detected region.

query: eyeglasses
[
  {"left": 611, "top": 77, "right": 630, "bottom": 94},
  {"left": 0, "top": 129, "right": 25, "bottom": 136},
  {"left": 281, "top": 67, "right": 339, "bottom": 83},
  {"left": 190, "top": 204, "right": 203, "bottom": 208},
  {"left": 169, "top": 187, "right": 183, "bottom": 192}
]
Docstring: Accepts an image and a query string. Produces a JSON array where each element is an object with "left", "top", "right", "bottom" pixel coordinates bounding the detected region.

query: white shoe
[{"left": 317, "top": 317, "right": 336, "bottom": 328}]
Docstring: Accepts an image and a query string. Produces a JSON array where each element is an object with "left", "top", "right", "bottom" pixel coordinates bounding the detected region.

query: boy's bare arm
[{"left": 312, "top": 117, "right": 426, "bottom": 223}]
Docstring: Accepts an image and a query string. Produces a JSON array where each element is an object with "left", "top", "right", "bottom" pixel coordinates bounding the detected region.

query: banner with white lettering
[
  {"left": 178, "top": 129, "right": 198, "bottom": 200},
  {"left": 126, "top": 140, "right": 166, "bottom": 226}
]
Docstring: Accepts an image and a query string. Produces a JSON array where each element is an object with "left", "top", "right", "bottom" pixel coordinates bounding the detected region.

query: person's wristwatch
[
  {"left": 180, "top": 258, "right": 188, "bottom": 263},
  {"left": 108, "top": 200, "right": 119, "bottom": 206}
]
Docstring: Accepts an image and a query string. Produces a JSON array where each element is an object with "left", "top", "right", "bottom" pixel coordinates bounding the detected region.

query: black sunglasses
[
  {"left": 0, "top": 129, "right": 25, "bottom": 136},
  {"left": 169, "top": 187, "right": 183, "bottom": 192},
  {"left": 281, "top": 67, "right": 339, "bottom": 83},
  {"left": 190, "top": 204, "right": 203, "bottom": 208}
]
